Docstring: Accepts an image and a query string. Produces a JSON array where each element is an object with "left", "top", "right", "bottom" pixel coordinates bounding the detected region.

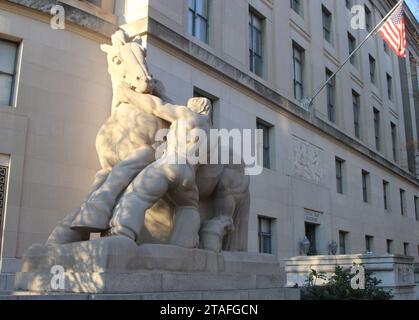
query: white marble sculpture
[{"left": 47, "top": 30, "right": 250, "bottom": 253}]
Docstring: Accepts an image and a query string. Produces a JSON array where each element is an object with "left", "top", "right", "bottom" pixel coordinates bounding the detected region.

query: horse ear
[{"left": 101, "top": 44, "right": 112, "bottom": 54}]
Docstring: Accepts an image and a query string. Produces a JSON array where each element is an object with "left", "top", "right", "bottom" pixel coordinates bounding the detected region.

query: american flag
[{"left": 378, "top": 0, "right": 406, "bottom": 58}]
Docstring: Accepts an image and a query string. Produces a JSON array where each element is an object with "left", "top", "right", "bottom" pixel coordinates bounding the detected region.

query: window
[
  {"left": 352, "top": 91, "right": 361, "bottom": 139},
  {"left": 322, "top": 6, "right": 332, "bottom": 43},
  {"left": 336, "top": 158, "right": 345, "bottom": 194},
  {"left": 386, "top": 73, "right": 393, "bottom": 101},
  {"left": 293, "top": 44, "right": 304, "bottom": 100},
  {"left": 391, "top": 122, "right": 398, "bottom": 162},
  {"left": 373, "top": 108, "right": 381, "bottom": 151},
  {"left": 348, "top": 33, "right": 357, "bottom": 66},
  {"left": 404, "top": 242, "right": 410, "bottom": 256},
  {"left": 415, "top": 196, "right": 419, "bottom": 221},
  {"left": 362, "top": 170, "right": 370, "bottom": 203},
  {"left": 188, "top": 0, "right": 209, "bottom": 44},
  {"left": 249, "top": 9, "right": 264, "bottom": 77},
  {"left": 0, "top": 155, "right": 9, "bottom": 256},
  {"left": 365, "top": 6, "right": 372, "bottom": 32},
  {"left": 383, "top": 181, "right": 390, "bottom": 210},
  {"left": 326, "top": 69, "right": 335, "bottom": 123},
  {"left": 365, "top": 235, "right": 374, "bottom": 253},
  {"left": 339, "top": 231, "right": 349, "bottom": 254},
  {"left": 290, "top": 0, "right": 303, "bottom": 16},
  {"left": 257, "top": 120, "right": 272, "bottom": 169},
  {"left": 86, "top": 0, "right": 102, "bottom": 6},
  {"left": 259, "top": 217, "right": 273, "bottom": 254},
  {"left": 0, "top": 39, "right": 18, "bottom": 107},
  {"left": 386, "top": 239, "right": 393, "bottom": 254},
  {"left": 369, "top": 55, "right": 376, "bottom": 85},
  {"left": 400, "top": 189, "right": 406, "bottom": 216}
]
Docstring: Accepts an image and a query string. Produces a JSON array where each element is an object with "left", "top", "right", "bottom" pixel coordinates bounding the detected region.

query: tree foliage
[{"left": 301, "top": 266, "right": 393, "bottom": 300}]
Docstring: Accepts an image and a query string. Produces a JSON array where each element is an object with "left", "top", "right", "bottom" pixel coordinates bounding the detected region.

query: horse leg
[{"left": 71, "top": 146, "right": 155, "bottom": 233}]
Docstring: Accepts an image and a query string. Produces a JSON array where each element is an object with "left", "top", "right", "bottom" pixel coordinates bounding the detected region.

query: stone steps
[{"left": 1, "top": 287, "right": 300, "bottom": 300}]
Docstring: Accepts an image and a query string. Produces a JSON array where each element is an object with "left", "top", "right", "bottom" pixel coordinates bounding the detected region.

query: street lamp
[
  {"left": 300, "top": 236, "right": 311, "bottom": 256},
  {"left": 329, "top": 241, "right": 338, "bottom": 255}
]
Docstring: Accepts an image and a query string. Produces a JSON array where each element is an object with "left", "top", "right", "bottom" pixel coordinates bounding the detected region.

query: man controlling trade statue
[{"left": 104, "top": 82, "right": 226, "bottom": 248}]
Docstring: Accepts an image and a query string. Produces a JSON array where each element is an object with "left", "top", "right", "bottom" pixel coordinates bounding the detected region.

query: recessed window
[
  {"left": 259, "top": 216, "right": 273, "bottom": 254},
  {"left": 0, "top": 39, "right": 18, "bottom": 107},
  {"left": 293, "top": 43, "right": 304, "bottom": 101},
  {"left": 336, "top": 157, "right": 345, "bottom": 194},
  {"left": 400, "top": 189, "right": 406, "bottom": 216},
  {"left": 290, "top": 0, "right": 303, "bottom": 16},
  {"left": 373, "top": 108, "right": 381, "bottom": 151},
  {"left": 365, "top": 235, "right": 374, "bottom": 253},
  {"left": 322, "top": 5, "right": 332, "bottom": 43},
  {"left": 257, "top": 119, "right": 273, "bottom": 169},
  {"left": 362, "top": 170, "right": 370, "bottom": 203},
  {"left": 188, "top": 0, "right": 209, "bottom": 44},
  {"left": 414, "top": 196, "right": 419, "bottom": 221},
  {"left": 391, "top": 122, "right": 398, "bottom": 162},
  {"left": 352, "top": 91, "right": 361, "bottom": 139},
  {"left": 369, "top": 55, "right": 376, "bottom": 85},
  {"left": 339, "top": 231, "right": 349, "bottom": 254},
  {"left": 249, "top": 9, "right": 264, "bottom": 77},
  {"left": 383, "top": 181, "right": 390, "bottom": 210},
  {"left": 365, "top": 5, "right": 372, "bottom": 32},
  {"left": 386, "top": 239, "right": 393, "bottom": 254},
  {"left": 348, "top": 32, "right": 357, "bottom": 66},
  {"left": 404, "top": 242, "right": 410, "bottom": 256},
  {"left": 326, "top": 69, "right": 335, "bottom": 123},
  {"left": 386, "top": 73, "right": 393, "bottom": 101}
]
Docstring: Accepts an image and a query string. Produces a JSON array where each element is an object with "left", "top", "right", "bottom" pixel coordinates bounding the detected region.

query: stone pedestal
[
  {"left": 284, "top": 254, "right": 416, "bottom": 300},
  {"left": 12, "top": 237, "right": 298, "bottom": 300}
]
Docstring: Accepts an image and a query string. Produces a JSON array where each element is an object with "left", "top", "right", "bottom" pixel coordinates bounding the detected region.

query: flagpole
[{"left": 304, "top": 0, "right": 404, "bottom": 109}]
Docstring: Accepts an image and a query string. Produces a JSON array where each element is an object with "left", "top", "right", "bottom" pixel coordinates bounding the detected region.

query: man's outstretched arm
[{"left": 118, "top": 83, "right": 187, "bottom": 123}]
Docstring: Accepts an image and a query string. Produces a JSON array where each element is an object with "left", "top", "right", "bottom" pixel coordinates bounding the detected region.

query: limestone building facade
[{"left": 0, "top": 0, "right": 418, "bottom": 286}]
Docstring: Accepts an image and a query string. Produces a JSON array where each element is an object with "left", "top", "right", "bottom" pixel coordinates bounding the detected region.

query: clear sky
[{"left": 405, "top": 0, "right": 419, "bottom": 21}]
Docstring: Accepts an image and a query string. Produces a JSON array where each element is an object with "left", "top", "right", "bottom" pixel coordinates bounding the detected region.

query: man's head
[{"left": 187, "top": 97, "right": 212, "bottom": 116}]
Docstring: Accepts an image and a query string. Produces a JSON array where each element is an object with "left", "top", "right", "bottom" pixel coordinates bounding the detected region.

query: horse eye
[{"left": 112, "top": 57, "right": 122, "bottom": 65}]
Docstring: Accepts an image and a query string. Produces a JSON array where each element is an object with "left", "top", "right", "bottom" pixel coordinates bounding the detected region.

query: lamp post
[
  {"left": 329, "top": 241, "right": 338, "bottom": 255},
  {"left": 300, "top": 237, "right": 311, "bottom": 256}
]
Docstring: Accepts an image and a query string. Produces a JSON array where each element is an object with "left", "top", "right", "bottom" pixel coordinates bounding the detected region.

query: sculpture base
[{"left": 13, "top": 237, "right": 297, "bottom": 299}]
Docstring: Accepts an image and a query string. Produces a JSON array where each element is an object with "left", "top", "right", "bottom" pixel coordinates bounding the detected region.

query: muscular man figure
[{"left": 109, "top": 84, "right": 214, "bottom": 247}]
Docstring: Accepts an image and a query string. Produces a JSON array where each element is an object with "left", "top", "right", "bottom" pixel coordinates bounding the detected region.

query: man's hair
[{"left": 187, "top": 97, "right": 212, "bottom": 115}]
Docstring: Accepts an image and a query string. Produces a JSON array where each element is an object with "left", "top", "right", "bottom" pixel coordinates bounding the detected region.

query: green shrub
[{"left": 301, "top": 266, "right": 393, "bottom": 300}]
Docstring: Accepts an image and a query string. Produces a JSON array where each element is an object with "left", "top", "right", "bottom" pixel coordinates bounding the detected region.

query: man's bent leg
[
  {"left": 109, "top": 163, "right": 170, "bottom": 241},
  {"left": 71, "top": 146, "right": 155, "bottom": 232}
]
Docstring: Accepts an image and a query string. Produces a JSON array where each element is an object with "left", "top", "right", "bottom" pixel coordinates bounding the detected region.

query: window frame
[
  {"left": 258, "top": 216, "right": 273, "bottom": 254},
  {"left": 293, "top": 43, "right": 304, "bottom": 101},
  {"left": 322, "top": 5, "right": 333, "bottom": 43},
  {"left": 249, "top": 8, "right": 264, "bottom": 78},
  {"left": 188, "top": 0, "right": 210, "bottom": 44},
  {"left": 0, "top": 38, "right": 19, "bottom": 107}
]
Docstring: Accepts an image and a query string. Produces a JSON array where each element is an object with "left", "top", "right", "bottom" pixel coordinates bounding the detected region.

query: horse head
[{"left": 101, "top": 30, "right": 154, "bottom": 108}]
